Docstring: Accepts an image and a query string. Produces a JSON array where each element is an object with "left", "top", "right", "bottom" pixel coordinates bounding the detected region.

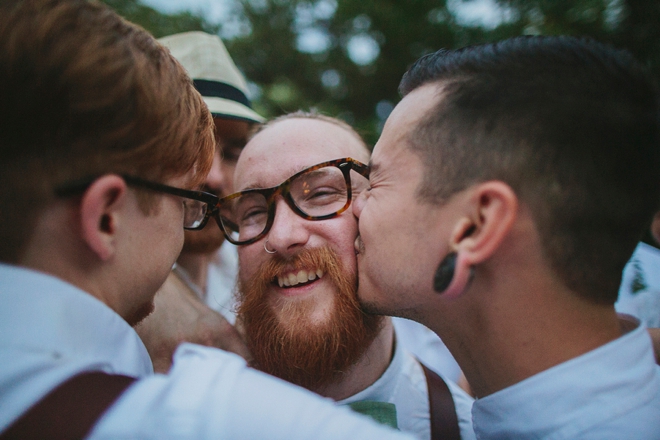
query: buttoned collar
[{"left": 0, "top": 263, "right": 153, "bottom": 377}]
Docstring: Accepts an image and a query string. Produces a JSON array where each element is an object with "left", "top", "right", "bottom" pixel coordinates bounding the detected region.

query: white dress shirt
[
  {"left": 616, "top": 242, "right": 660, "bottom": 327},
  {"left": 472, "top": 316, "right": 660, "bottom": 439},
  {"left": 0, "top": 263, "right": 413, "bottom": 439},
  {"left": 392, "top": 317, "right": 463, "bottom": 382},
  {"left": 339, "top": 336, "right": 476, "bottom": 440}
]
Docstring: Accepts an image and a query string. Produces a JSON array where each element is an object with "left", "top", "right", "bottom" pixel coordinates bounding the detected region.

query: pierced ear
[
  {"left": 453, "top": 181, "right": 518, "bottom": 266},
  {"left": 434, "top": 251, "right": 475, "bottom": 298},
  {"left": 79, "top": 175, "right": 127, "bottom": 261}
]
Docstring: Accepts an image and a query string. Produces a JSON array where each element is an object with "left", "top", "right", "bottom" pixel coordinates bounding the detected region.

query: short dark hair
[
  {"left": 399, "top": 36, "right": 660, "bottom": 304},
  {"left": 0, "top": 0, "right": 215, "bottom": 262}
]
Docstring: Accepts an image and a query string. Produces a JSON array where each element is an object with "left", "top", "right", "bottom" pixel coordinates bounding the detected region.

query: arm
[
  {"left": 90, "top": 344, "right": 414, "bottom": 439},
  {"left": 135, "top": 271, "right": 251, "bottom": 372}
]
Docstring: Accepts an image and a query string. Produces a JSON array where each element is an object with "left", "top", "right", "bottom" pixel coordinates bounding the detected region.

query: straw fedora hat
[{"left": 159, "top": 31, "right": 264, "bottom": 123}]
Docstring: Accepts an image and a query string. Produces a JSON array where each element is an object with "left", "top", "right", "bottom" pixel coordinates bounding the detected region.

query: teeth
[{"left": 277, "top": 268, "right": 324, "bottom": 287}]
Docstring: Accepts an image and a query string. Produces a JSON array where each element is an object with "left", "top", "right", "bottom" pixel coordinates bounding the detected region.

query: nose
[
  {"left": 205, "top": 149, "right": 226, "bottom": 194},
  {"left": 264, "top": 198, "right": 311, "bottom": 255},
  {"left": 219, "top": 160, "right": 236, "bottom": 196}
]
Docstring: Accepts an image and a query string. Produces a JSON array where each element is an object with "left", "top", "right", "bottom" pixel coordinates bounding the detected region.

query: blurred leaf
[
  {"left": 100, "top": 0, "right": 220, "bottom": 37},
  {"left": 105, "top": 0, "right": 660, "bottom": 146}
]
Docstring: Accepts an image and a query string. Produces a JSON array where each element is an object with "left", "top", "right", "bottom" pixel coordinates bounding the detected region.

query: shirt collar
[
  {"left": 0, "top": 263, "right": 153, "bottom": 377},
  {"left": 472, "top": 315, "right": 659, "bottom": 439}
]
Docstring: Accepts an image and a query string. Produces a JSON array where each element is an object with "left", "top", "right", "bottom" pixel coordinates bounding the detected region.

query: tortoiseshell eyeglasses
[{"left": 216, "top": 157, "right": 370, "bottom": 245}]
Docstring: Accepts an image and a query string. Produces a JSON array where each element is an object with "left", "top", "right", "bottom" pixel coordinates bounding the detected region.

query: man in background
[{"left": 136, "top": 31, "right": 263, "bottom": 370}]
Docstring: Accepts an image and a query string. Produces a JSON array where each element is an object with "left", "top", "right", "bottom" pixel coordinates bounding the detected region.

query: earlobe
[
  {"left": 433, "top": 213, "right": 479, "bottom": 296},
  {"left": 79, "top": 175, "right": 127, "bottom": 261},
  {"left": 433, "top": 251, "right": 475, "bottom": 297},
  {"left": 433, "top": 252, "right": 457, "bottom": 293}
]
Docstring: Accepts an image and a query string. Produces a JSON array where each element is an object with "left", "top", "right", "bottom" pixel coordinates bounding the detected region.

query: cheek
[
  {"left": 237, "top": 244, "right": 264, "bottom": 282},
  {"left": 164, "top": 221, "right": 185, "bottom": 260},
  {"left": 158, "top": 199, "right": 185, "bottom": 253},
  {"left": 174, "top": 227, "right": 185, "bottom": 252},
  {"left": 326, "top": 214, "right": 359, "bottom": 272}
]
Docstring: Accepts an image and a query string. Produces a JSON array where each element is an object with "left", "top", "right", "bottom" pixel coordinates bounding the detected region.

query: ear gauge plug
[
  {"left": 434, "top": 219, "right": 477, "bottom": 294},
  {"left": 434, "top": 252, "right": 475, "bottom": 296},
  {"left": 434, "top": 252, "right": 457, "bottom": 293}
]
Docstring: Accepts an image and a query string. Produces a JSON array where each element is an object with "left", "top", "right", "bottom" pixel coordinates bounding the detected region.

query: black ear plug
[{"left": 434, "top": 252, "right": 457, "bottom": 293}]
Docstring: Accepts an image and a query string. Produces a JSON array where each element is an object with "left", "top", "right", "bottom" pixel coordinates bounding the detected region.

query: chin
[
  {"left": 272, "top": 295, "right": 334, "bottom": 329},
  {"left": 126, "top": 300, "right": 155, "bottom": 327}
]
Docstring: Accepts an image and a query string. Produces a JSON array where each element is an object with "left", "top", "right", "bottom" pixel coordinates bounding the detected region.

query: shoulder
[
  {"left": 414, "top": 358, "right": 476, "bottom": 440},
  {"left": 92, "top": 344, "right": 414, "bottom": 440}
]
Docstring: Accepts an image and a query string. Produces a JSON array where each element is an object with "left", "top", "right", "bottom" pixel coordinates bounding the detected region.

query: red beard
[{"left": 237, "top": 246, "right": 383, "bottom": 393}]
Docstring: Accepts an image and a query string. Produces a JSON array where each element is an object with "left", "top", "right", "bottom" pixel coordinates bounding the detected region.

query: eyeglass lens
[
  {"left": 219, "top": 165, "right": 352, "bottom": 243},
  {"left": 183, "top": 199, "right": 209, "bottom": 229}
]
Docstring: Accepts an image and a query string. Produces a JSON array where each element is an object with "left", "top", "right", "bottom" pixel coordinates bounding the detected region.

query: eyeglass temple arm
[
  {"left": 210, "top": 200, "right": 239, "bottom": 232},
  {"left": 349, "top": 159, "right": 370, "bottom": 178},
  {"left": 217, "top": 212, "right": 239, "bottom": 231}
]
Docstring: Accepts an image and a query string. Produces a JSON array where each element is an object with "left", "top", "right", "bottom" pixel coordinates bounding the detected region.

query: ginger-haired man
[{"left": 0, "top": 1, "right": 412, "bottom": 438}]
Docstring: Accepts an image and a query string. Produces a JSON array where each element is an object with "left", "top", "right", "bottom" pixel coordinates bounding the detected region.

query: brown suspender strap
[
  {"left": 420, "top": 362, "right": 462, "bottom": 440},
  {"left": 0, "top": 371, "right": 136, "bottom": 440}
]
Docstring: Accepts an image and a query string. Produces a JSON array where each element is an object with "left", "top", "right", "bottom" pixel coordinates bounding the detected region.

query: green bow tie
[{"left": 346, "top": 401, "right": 398, "bottom": 429}]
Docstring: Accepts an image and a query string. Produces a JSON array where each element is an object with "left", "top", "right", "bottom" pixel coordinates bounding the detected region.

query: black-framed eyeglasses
[
  {"left": 55, "top": 174, "right": 220, "bottom": 230},
  {"left": 216, "top": 157, "right": 370, "bottom": 245}
]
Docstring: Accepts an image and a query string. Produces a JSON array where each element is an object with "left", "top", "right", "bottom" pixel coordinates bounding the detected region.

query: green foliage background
[{"left": 102, "top": 0, "right": 660, "bottom": 146}]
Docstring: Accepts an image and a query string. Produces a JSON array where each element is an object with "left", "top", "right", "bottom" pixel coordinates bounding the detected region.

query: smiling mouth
[{"left": 276, "top": 269, "right": 325, "bottom": 288}]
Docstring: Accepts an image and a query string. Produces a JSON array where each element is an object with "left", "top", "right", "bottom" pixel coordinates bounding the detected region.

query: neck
[
  {"left": 175, "top": 252, "right": 213, "bottom": 296},
  {"left": 429, "top": 269, "right": 622, "bottom": 398},
  {"left": 317, "top": 317, "right": 394, "bottom": 401}
]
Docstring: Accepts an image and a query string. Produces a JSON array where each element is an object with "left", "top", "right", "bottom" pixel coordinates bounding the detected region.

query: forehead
[
  {"left": 235, "top": 118, "right": 369, "bottom": 190},
  {"left": 371, "top": 83, "right": 442, "bottom": 168}
]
